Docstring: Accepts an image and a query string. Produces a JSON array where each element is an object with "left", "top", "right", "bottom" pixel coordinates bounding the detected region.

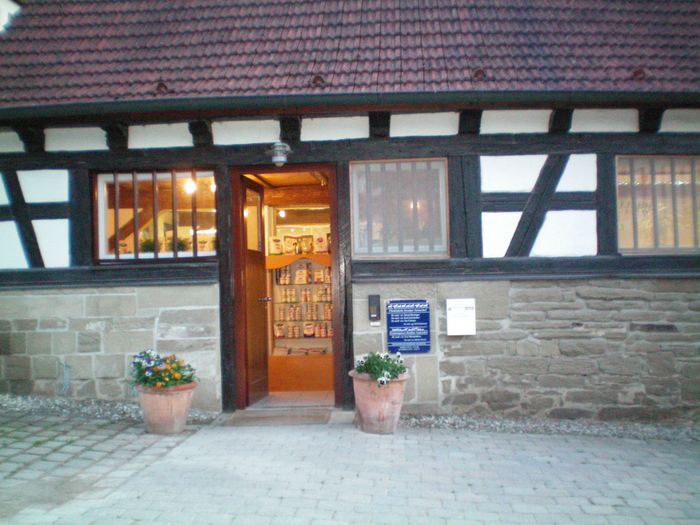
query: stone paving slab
[{"left": 1, "top": 411, "right": 699, "bottom": 524}]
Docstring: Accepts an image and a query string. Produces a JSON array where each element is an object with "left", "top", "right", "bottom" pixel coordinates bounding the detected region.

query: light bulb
[
  {"left": 184, "top": 179, "right": 196, "bottom": 194},
  {"left": 278, "top": 210, "right": 286, "bottom": 218}
]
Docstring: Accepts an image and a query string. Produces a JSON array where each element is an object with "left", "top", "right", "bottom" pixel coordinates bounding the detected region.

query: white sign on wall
[{"left": 446, "top": 298, "right": 476, "bottom": 336}]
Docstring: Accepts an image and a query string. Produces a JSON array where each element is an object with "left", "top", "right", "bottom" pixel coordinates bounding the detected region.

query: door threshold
[{"left": 248, "top": 390, "right": 334, "bottom": 410}]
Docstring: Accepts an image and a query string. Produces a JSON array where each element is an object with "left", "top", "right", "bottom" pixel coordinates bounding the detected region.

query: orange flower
[
  {"left": 173, "top": 372, "right": 181, "bottom": 379},
  {"left": 155, "top": 382, "right": 162, "bottom": 387}
]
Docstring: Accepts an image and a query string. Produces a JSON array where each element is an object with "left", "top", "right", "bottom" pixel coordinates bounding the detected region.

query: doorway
[{"left": 231, "top": 164, "right": 340, "bottom": 409}]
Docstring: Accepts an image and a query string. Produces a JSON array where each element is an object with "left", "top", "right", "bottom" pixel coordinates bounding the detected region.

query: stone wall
[
  {"left": 0, "top": 284, "right": 221, "bottom": 411},
  {"left": 352, "top": 278, "right": 700, "bottom": 421}
]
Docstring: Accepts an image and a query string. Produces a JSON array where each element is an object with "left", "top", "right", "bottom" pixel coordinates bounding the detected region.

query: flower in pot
[
  {"left": 131, "top": 349, "right": 197, "bottom": 435},
  {"left": 349, "top": 352, "right": 409, "bottom": 434}
]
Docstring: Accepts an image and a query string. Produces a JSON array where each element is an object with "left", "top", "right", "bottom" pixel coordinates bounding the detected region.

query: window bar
[
  {"left": 380, "top": 162, "right": 389, "bottom": 253},
  {"left": 365, "top": 164, "right": 373, "bottom": 254},
  {"left": 132, "top": 171, "right": 139, "bottom": 259},
  {"left": 670, "top": 158, "right": 680, "bottom": 248},
  {"left": 691, "top": 158, "right": 699, "bottom": 247},
  {"left": 171, "top": 171, "right": 178, "bottom": 258},
  {"left": 629, "top": 158, "right": 639, "bottom": 250},
  {"left": 650, "top": 159, "right": 660, "bottom": 249},
  {"left": 395, "top": 164, "right": 403, "bottom": 253},
  {"left": 191, "top": 170, "right": 198, "bottom": 257},
  {"left": 411, "top": 162, "right": 419, "bottom": 252},
  {"left": 113, "top": 172, "right": 120, "bottom": 260},
  {"left": 152, "top": 171, "right": 159, "bottom": 259},
  {"left": 426, "top": 164, "right": 435, "bottom": 252}
]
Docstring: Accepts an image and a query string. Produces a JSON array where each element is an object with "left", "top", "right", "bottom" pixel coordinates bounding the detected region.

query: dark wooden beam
[
  {"left": 462, "top": 155, "right": 483, "bottom": 258},
  {"left": 263, "top": 185, "right": 329, "bottom": 207},
  {"left": 447, "top": 156, "right": 467, "bottom": 258},
  {"left": 69, "top": 169, "right": 93, "bottom": 266},
  {"left": 369, "top": 112, "right": 390, "bottom": 138},
  {"left": 481, "top": 192, "right": 597, "bottom": 212},
  {"left": 596, "top": 153, "right": 618, "bottom": 255},
  {"left": 549, "top": 109, "right": 573, "bottom": 134},
  {"left": 0, "top": 207, "right": 12, "bottom": 220},
  {"left": 3, "top": 171, "right": 44, "bottom": 267},
  {"left": 458, "top": 110, "right": 482, "bottom": 135},
  {"left": 279, "top": 116, "right": 301, "bottom": 143},
  {"left": 505, "top": 155, "right": 570, "bottom": 257},
  {"left": 351, "top": 255, "right": 700, "bottom": 282},
  {"left": 104, "top": 124, "right": 128, "bottom": 151},
  {"left": 336, "top": 160, "right": 354, "bottom": 409},
  {"left": 188, "top": 120, "right": 213, "bottom": 148},
  {"left": 639, "top": 108, "right": 664, "bottom": 134},
  {"left": 27, "top": 202, "right": 70, "bottom": 219},
  {"left": 214, "top": 164, "right": 236, "bottom": 411},
  {"left": 13, "top": 127, "right": 44, "bottom": 153}
]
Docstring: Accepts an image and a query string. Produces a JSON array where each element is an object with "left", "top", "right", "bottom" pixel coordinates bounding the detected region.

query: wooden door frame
[{"left": 230, "top": 163, "right": 346, "bottom": 408}]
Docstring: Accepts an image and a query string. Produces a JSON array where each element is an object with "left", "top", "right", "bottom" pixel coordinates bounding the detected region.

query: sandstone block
[
  {"left": 0, "top": 320, "right": 10, "bottom": 332},
  {"left": 548, "top": 358, "right": 597, "bottom": 375},
  {"left": 516, "top": 340, "right": 540, "bottom": 356},
  {"left": 481, "top": 390, "right": 519, "bottom": 409},
  {"left": 13, "top": 319, "right": 38, "bottom": 331},
  {"left": 51, "top": 332, "right": 76, "bottom": 354},
  {"left": 439, "top": 360, "right": 465, "bottom": 377},
  {"left": 97, "top": 379, "right": 124, "bottom": 398},
  {"left": 565, "top": 390, "right": 618, "bottom": 404},
  {"left": 443, "top": 393, "right": 478, "bottom": 405},
  {"left": 576, "top": 286, "right": 650, "bottom": 301},
  {"left": 681, "top": 380, "right": 700, "bottom": 401},
  {"left": 522, "top": 396, "right": 555, "bottom": 411},
  {"left": 157, "top": 308, "right": 219, "bottom": 339},
  {"left": 190, "top": 377, "right": 221, "bottom": 411},
  {"left": 64, "top": 355, "right": 93, "bottom": 380},
  {"left": 69, "top": 318, "right": 112, "bottom": 332},
  {"left": 26, "top": 333, "right": 51, "bottom": 355},
  {"left": 415, "top": 357, "right": 439, "bottom": 403},
  {"left": 32, "top": 356, "right": 59, "bottom": 379},
  {"left": 442, "top": 340, "right": 507, "bottom": 357},
  {"left": 597, "top": 406, "right": 660, "bottom": 421},
  {"left": 352, "top": 333, "right": 384, "bottom": 355},
  {"left": 112, "top": 316, "right": 157, "bottom": 331},
  {"left": 598, "top": 356, "right": 644, "bottom": 376},
  {"left": 680, "top": 363, "right": 700, "bottom": 378},
  {"left": 39, "top": 318, "right": 68, "bottom": 330},
  {"left": 437, "top": 281, "right": 510, "bottom": 319},
  {"left": 69, "top": 379, "right": 96, "bottom": 397},
  {"left": 137, "top": 285, "right": 219, "bottom": 309},
  {"left": 353, "top": 282, "right": 437, "bottom": 302},
  {"left": 94, "top": 354, "right": 125, "bottom": 378},
  {"left": 33, "top": 379, "right": 57, "bottom": 396},
  {"left": 538, "top": 374, "right": 585, "bottom": 388},
  {"left": 486, "top": 357, "right": 549, "bottom": 375},
  {"left": 85, "top": 295, "right": 137, "bottom": 317},
  {"left": 510, "top": 287, "right": 565, "bottom": 303},
  {"left": 548, "top": 408, "right": 593, "bottom": 419},
  {"left": 0, "top": 333, "right": 8, "bottom": 355},
  {"left": 173, "top": 351, "right": 219, "bottom": 379},
  {"left": 643, "top": 379, "right": 679, "bottom": 397},
  {"left": 559, "top": 339, "right": 608, "bottom": 357},
  {"left": 5, "top": 355, "right": 31, "bottom": 379},
  {"left": 77, "top": 332, "right": 101, "bottom": 353},
  {"left": 0, "top": 295, "right": 84, "bottom": 319},
  {"left": 104, "top": 331, "right": 153, "bottom": 354},
  {"left": 646, "top": 353, "right": 675, "bottom": 377},
  {"left": 8, "top": 379, "right": 33, "bottom": 395},
  {"left": 585, "top": 300, "right": 647, "bottom": 311},
  {"left": 9, "top": 333, "right": 26, "bottom": 354},
  {"left": 156, "top": 338, "right": 218, "bottom": 354}
]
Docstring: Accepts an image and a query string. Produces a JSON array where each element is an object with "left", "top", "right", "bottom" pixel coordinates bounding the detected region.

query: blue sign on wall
[{"left": 386, "top": 299, "right": 430, "bottom": 353}]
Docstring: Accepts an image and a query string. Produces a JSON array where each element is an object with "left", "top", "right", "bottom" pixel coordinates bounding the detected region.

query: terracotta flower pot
[
  {"left": 349, "top": 370, "right": 409, "bottom": 434},
  {"left": 136, "top": 381, "right": 198, "bottom": 435}
]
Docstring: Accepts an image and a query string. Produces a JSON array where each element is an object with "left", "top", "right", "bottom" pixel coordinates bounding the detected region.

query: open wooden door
[{"left": 233, "top": 176, "right": 269, "bottom": 407}]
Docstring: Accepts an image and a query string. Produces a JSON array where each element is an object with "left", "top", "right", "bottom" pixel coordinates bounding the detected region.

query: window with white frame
[
  {"left": 616, "top": 156, "right": 699, "bottom": 254},
  {"left": 350, "top": 159, "right": 448, "bottom": 258},
  {"left": 95, "top": 170, "right": 217, "bottom": 260}
]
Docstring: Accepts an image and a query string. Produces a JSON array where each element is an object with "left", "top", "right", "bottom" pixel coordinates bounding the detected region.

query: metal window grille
[
  {"left": 350, "top": 159, "right": 448, "bottom": 258},
  {"left": 616, "top": 156, "right": 699, "bottom": 253},
  {"left": 95, "top": 169, "right": 217, "bottom": 261}
]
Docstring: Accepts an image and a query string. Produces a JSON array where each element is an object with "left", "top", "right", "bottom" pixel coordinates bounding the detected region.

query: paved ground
[{"left": 1, "top": 410, "right": 699, "bottom": 525}]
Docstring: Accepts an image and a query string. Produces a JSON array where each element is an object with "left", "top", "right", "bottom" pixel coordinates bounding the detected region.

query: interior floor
[{"left": 248, "top": 390, "right": 334, "bottom": 409}]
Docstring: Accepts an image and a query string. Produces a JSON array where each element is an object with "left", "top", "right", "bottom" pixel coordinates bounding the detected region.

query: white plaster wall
[
  {"left": 531, "top": 210, "right": 597, "bottom": 257},
  {"left": 0, "top": 221, "right": 28, "bottom": 269},
  {"left": 45, "top": 127, "right": 108, "bottom": 152},
  {"left": 660, "top": 109, "right": 700, "bottom": 133},
  {"left": 128, "top": 123, "right": 193, "bottom": 149},
  {"left": 17, "top": 170, "right": 69, "bottom": 203},
  {"left": 0, "top": 0, "right": 19, "bottom": 31},
  {"left": 480, "top": 110, "right": 551, "bottom": 134},
  {"left": 556, "top": 154, "right": 597, "bottom": 192},
  {"left": 481, "top": 212, "right": 521, "bottom": 258},
  {"left": 390, "top": 112, "right": 459, "bottom": 137},
  {"left": 0, "top": 175, "right": 8, "bottom": 205},
  {"left": 570, "top": 109, "right": 638, "bottom": 133},
  {"left": 32, "top": 219, "right": 70, "bottom": 268},
  {"left": 212, "top": 119, "right": 280, "bottom": 145},
  {"left": 0, "top": 130, "right": 23, "bottom": 153},
  {"left": 301, "top": 116, "right": 369, "bottom": 141},
  {"left": 480, "top": 155, "right": 547, "bottom": 193}
]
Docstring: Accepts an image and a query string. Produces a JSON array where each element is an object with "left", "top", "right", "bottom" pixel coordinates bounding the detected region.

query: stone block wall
[
  {"left": 0, "top": 284, "right": 221, "bottom": 411},
  {"left": 352, "top": 278, "right": 700, "bottom": 421}
]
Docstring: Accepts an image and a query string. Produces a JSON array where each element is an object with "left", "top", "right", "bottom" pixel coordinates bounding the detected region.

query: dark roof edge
[{"left": 1, "top": 90, "right": 699, "bottom": 123}]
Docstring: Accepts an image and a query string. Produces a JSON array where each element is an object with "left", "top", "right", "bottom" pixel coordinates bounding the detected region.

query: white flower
[
  {"left": 383, "top": 371, "right": 391, "bottom": 378},
  {"left": 377, "top": 377, "right": 388, "bottom": 386}
]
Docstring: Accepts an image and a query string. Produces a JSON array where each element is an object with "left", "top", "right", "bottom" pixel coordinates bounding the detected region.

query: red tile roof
[{"left": 0, "top": 0, "right": 698, "bottom": 112}]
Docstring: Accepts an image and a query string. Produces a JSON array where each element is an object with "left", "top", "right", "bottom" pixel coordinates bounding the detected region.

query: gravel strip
[
  {"left": 0, "top": 393, "right": 218, "bottom": 425},
  {"left": 401, "top": 414, "right": 700, "bottom": 442}
]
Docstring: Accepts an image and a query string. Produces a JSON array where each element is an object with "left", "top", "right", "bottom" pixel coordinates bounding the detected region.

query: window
[
  {"left": 95, "top": 170, "right": 217, "bottom": 260},
  {"left": 616, "top": 156, "right": 699, "bottom": 254},
  {"left": 350, "top": 159, "right": 448, "bottom": 258}
]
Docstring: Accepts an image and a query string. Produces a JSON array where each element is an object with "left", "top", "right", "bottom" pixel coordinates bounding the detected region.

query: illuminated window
[
  {"left": 350, "top": 159, "right": 448, "bottom": 258},
  {"left": 95, "top": 170, "right": 217, "bottom": 260},
  {"left": 616, "top": 156, "right": 699, "bottom": 254}
]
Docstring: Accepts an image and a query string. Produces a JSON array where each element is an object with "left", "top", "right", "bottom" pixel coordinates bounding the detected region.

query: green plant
[
  {"left": 140, "top": 238, "right": 158, "bottom": 252},
  {"left": 354, "top": 352, "right": 406, "bottom": 386},
  {"left": 131, "top": 349, "right": 195, "bottom": 388},
  {"left": 170, "top": 237, "right": 189, "bottom": 251}
]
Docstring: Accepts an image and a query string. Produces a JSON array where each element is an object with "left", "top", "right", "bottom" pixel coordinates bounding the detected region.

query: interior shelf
[{"left": 265, "top": 253, "right": 331, "bottom": 269}]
